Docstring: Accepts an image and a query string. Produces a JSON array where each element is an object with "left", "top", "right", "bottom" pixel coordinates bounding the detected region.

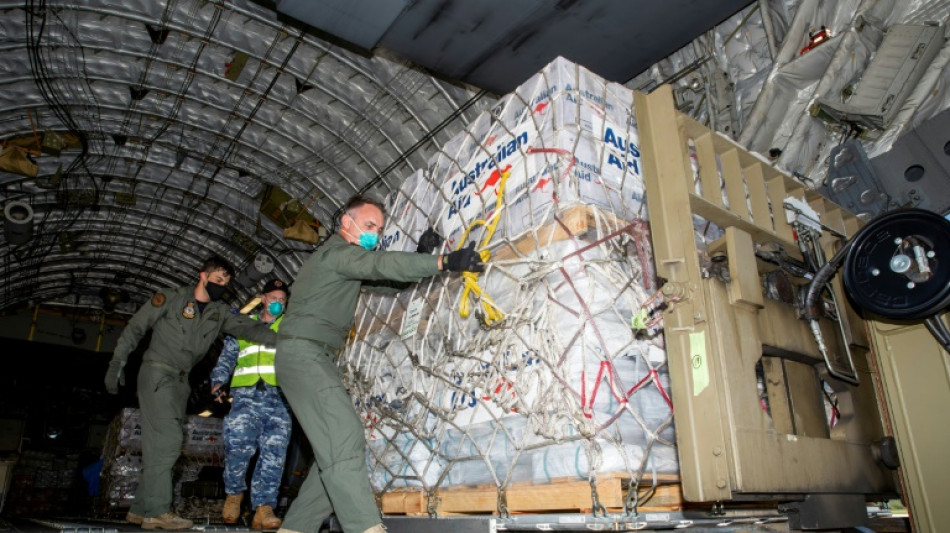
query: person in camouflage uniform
[
  {"left": 104, "top": 256, "right": 277, "bottom": 531},
  {"left": 210, "top": 278, "right": 291, "bottom": 529},
  {"left": 274, "top": 195, "right": 484, "bottom": 533}
]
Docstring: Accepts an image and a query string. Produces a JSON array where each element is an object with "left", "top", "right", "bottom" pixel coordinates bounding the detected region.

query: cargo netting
[{"left": 340, "top": 58, "right": 694, "bottom": 503}]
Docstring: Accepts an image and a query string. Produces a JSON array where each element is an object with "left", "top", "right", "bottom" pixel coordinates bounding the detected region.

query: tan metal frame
[
  {"left": 633, "top": 86, "right": 894, "bottom": 502},
  {"left": 867, "top": 317, "right": 950, "bottom": 532}
]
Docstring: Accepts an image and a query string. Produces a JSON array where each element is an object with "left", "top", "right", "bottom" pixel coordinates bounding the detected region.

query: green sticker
[
  {"left": 689, "top": 331, "right": 709, "bottom": 396},
  {"left": 631, "top": 309, "right": 649, "bottom": 330}
]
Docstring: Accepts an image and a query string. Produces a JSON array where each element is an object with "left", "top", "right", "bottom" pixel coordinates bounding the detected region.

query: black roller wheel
[{"left": 843, "top": 209, "right": 950, "bottom": 320}]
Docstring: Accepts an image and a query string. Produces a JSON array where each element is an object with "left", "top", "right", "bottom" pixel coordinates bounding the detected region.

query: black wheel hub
[{"left": 843, "top": 209, "right": 950, "bottom": 320}]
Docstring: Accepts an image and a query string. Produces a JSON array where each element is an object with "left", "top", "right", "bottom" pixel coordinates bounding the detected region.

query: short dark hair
[
  {"left": 201, "top": 255, "right": 235, "bottom": 278},
  {"left": 344, "top": 194, "right": 386, "bottom": 217}
]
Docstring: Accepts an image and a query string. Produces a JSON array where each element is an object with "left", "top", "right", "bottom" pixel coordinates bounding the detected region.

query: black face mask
[{"left": 205, "top": 280, "right": 228, "bottom": 302}]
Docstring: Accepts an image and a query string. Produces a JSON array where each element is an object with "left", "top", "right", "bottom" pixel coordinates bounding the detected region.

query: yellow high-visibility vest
[{"left": 232, "top": 315, "right": 281, "bottom": 387}]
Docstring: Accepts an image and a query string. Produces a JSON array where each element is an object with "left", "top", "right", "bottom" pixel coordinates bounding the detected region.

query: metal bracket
[
  {"left": 589, "top": 477, "right": 608, "bottom": 518},
  {"left": 660, "top": 281, "right": 690, "bottom": 303},
  {"left": 496, "top": 487, "right": 510, "bottom": 519},
  {"left": 622, "top": 482, "right": 639, "bottom": 517},
  {"left": 870, "top": 105, "right": 950, "bottom": 216},
  {"left": 425, "top": 490, "right": 440, "bottom": 518},
  {"left": 818, "top": 140, "right": 890, "bottom": 220},
  {"left": 784, "top": 493, "right": 869, "bottom": 530}
]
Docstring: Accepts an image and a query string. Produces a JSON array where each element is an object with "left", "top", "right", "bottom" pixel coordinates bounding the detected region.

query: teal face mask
[
  {"left": 347, "top": 214, "right": 380, "bottom": 250},
  {"left": 358, "top": 231, "right": 379, "bottom": 250},
  {"left": 267, "top": 301, "right": 284, "bottom": 318}
]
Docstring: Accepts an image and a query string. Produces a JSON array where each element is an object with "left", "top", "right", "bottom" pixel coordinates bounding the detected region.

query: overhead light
[
  {"left": 100, "top": 287, "right": 130, "bottom": 313},
  {"left": 197, "top": 409, "right": 213, "bottom": 418}
]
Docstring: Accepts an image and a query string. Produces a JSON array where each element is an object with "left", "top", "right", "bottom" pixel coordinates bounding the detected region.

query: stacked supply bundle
[
  {"left": 3, "top": 451, "right": 78, "bottom": 516},
  {"left": 99, "top": 408, "right": 143, "bottom": 509},
  {"left": 340, "top": 57, "right": 678, "bottom": 499},
  {"left": 100, "top": 408, "right": 225, "bottom": 517}
]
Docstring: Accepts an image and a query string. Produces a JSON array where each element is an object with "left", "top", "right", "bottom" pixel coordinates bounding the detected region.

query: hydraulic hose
[
  {"left": 924, "top": 316, "right": 950, "bottom": 353},
  {"left": 804, "top": 241, "right": 853, "bottom": 320}
]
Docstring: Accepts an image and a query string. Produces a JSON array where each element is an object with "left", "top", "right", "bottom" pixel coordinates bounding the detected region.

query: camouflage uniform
[
  {"left": 108, "top": 286, "right": 277, "bottom": 519},
  {"left": 211, "top": 324, "right": 291, "bottom": 509},
  {"left": 276, "top": 234, "right": 441, "bottom": 533}
]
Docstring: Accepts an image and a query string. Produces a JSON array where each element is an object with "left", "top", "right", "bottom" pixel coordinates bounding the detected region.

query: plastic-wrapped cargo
[
  {"left": 3, "top": 451, "right": 76, "bottom": 516},
  {"left": 109, "top": 407, "right": 225, "bottom": 458},
  {"left": 341, "top": 57, "right": 678, "bottom": 496},
  {"left": 99, "top": 408, "right": 225, "bottom": 517}
]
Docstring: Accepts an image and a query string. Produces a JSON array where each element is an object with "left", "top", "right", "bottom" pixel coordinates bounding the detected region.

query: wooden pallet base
[{"left": 380, "top": 475, "right": 684, "bottom": 516}]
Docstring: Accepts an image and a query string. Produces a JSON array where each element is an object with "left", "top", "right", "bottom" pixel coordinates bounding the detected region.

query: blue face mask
[{"left": 267, "top": 301, "right": 284, "bottom": 318}]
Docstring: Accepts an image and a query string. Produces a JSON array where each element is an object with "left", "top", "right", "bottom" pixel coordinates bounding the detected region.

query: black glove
[
  {"left": 444, "top": 242, "right": 485, "bottom": 273},
  {"left": 416, "top": 227, "right": 443, "bottom": 254}
]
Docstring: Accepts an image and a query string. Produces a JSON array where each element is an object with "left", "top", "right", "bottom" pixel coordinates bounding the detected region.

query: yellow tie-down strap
[{"left": 455, "top": 167, "right": 510, "bottom": 327}]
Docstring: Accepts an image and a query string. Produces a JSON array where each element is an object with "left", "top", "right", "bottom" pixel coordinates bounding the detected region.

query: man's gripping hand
[{"left": 444, "top": 242, "right": 485, "bottom": 273}]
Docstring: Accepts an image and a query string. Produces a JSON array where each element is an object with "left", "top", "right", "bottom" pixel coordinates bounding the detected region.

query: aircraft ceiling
[{"left": 0, "top": 0, "right": 752, "bottom": 314}]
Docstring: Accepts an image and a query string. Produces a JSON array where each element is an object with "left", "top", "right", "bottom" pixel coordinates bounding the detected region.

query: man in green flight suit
[
  {"left": 275, "top": 195, "right": 483, "bottom": 533},
  {"left": 104, "top": 256, "right": 278, "bottom": 530}
]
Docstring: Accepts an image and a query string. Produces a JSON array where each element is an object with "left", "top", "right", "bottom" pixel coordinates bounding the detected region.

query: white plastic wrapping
[
  {"left": 341, "top": 58, "right": 677, "bottom": 495},
  {"left": 100, "top": 408, "right": 225, "bottom": 510}
]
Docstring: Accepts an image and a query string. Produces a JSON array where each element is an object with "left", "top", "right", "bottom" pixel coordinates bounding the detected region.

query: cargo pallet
[{"left": 360, "top": 84, "right": 904, "bottom": 531}]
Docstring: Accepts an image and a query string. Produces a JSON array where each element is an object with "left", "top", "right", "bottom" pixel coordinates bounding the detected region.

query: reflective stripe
[
  {"left": 232, "top": 315, "right": 282, "bottom": 388},
  {"left": 233, "top": 365, "right": 276, "bottom": 377},
  {"left": 238, "top": 345, "right": 276, "bottom": 359}
]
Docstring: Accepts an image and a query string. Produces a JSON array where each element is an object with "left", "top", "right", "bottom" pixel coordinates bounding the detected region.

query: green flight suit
[
  {"left": 110, "top": 286, "right": 277, "bottom": 518},
  {"left": 277, "top": 234, "right": 440, "bottom": 533}
]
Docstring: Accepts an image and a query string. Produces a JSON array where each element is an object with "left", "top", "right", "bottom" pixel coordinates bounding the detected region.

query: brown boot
[
  {"left": 251, "top": 505, "right": 282, "bottom": 530},
  {"left": 125, "top": 512, "right": 144, "bottom": 525},
  {"left": 222, "top": 493, "right": 243, "bottom": 524},
  {"left": 141, "top": 512, "right": 193, "bottom": 530}
]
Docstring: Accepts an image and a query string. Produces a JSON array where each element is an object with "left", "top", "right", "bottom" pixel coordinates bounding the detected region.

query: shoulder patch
[{"left": 151, "top": 293, "right": 166, "bottom": 307}]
